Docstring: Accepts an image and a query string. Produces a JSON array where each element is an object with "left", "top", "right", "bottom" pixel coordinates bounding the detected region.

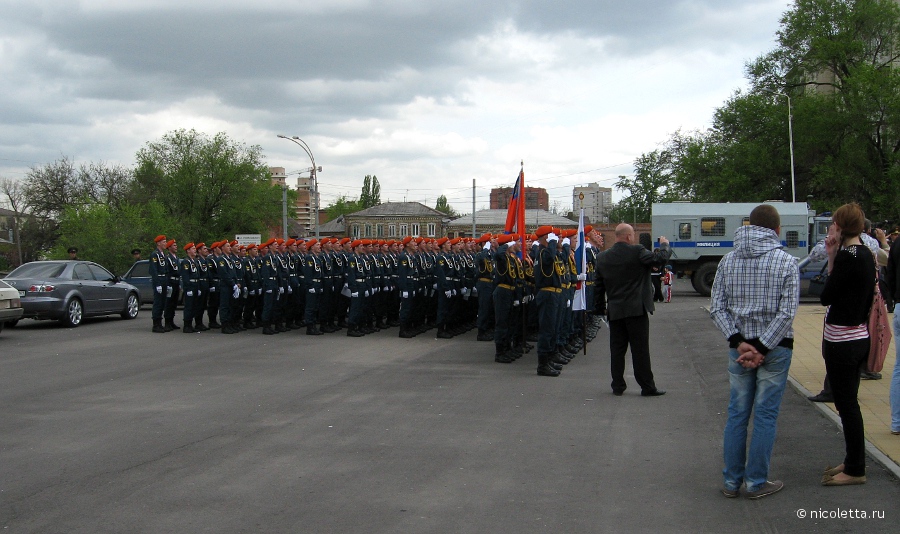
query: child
[{"left": 662, "top": 265, "right": 673, "bottom": 303}]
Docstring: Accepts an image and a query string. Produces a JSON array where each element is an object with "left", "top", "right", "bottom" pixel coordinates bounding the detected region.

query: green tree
[
  {"left": 325, "top": 194, "right": 361, "bottom": 221},
  {"left": 359, "top": 175, "right": 381, "bottom": 209},
  {"left": 612, "top": 150, "right": 680, "bottom": 223},
  {"left": 434, "top": 194, "right": 457, "bottom": 216},
  {"left": 133, "top": 129, "right": 286, "bottom": 240}
]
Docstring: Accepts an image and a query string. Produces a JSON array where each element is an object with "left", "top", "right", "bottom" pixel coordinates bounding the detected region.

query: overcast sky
[{"left": 0, "top": 0, "right": 790, "bottom": 213}]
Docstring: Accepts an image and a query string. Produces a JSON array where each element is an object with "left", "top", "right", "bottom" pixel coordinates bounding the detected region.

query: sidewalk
[{"left": 790, "top": 304, "right": 900, "bottom": 477}]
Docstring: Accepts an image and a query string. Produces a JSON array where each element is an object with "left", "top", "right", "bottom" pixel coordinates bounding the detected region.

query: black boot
[
  {"left": 477, "top": 329, "right": 493, "bottom": 341},
  {"left": 347, "top": 326, "right": 364, "bottom": 337},
  {"left": 195, "top": 319, "right": 209, "bottom": 331},
  {"left": 306, "top": 324, "right": 323, "bottom": 335},
  {"left": 152, "top": 319, "right": 166, "bottom": 333},
  {"left": 183, "top": 324, "right": 196, "bottom": 334},
  {"left": 262, "top": 322, "right": 276, "bottom": 335},
  {"left": 436, "top": 324, "right": 453, "bottom": 339},
  {"left": 537, "top": 353, "right": 560, "bottom": 377},
  {"left": 208, "top": 318, "right": 221, "bottom": 329}
]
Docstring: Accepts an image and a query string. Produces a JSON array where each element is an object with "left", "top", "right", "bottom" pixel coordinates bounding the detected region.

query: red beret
[
  {"left": 196, "top": 242, "right": 206, "bottom": 249},
  {"left": 339, "top": 237, "right": 351, "bottom": 245},
  {"left": 351, "top": 240, "right": 363, "bottom": 248},
  {"left": 497, "top": 234, "right": 513, "bottom": 244},
  {"left": 306, "top": 239, "right": 318, "bottom": 247},
  {"left": 165, "top": 239, "right": 176, "bottom": 248},
  {"left": 535, "top": 226, "right": 553, "bottom": 237},
  {"left": 584, "top": 225, "right": 593, "bottom": 233},
  {"left": 183, "top": 242, "right": 195, "bottom": 251},
  {"left": 154, "top": 235, "right": 167, "bottom": 243}
]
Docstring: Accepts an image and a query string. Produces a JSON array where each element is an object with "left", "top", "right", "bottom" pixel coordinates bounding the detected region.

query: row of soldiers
[
  {"left": 147, "top": 226, "right": 605, "bottom": 376},
  {"left": 148, "top": 234, "right": 493, "bottom": 337}
]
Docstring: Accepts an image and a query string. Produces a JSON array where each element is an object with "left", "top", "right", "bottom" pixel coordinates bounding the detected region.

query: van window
[
  {"left": 700, "top": 217, "right": 726, "bottom": 237},
  {"left": 785, "top": 231, "right": 799, "bottom": 248},
  {"left": 678, "top": 223, "right": 691, "bottom": 240}
]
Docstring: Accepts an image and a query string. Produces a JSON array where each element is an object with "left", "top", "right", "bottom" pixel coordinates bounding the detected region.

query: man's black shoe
[
  {"left": 612, "top": 390, "right": 625, "bottom": 396},
  {"left": 860, "top": 371, "right": 882, "bottom": 380},
  {"left": 548, "top": 361, "right": 564, "bottom": 371},
  {"left": 477, "top": 331, "right": 493, "bottom": 341},
  {"left": 182, "top": 325, "right": 196, "bottom": 334},
  {"left": 551, "top": 355, "right": 569, "bottom": 365},
  {"left": 641, "top": 389, "right": 666, "bottom": 397},
  {"left": 209, "top": 321, "right": 222, "bottom": 329},
  {"left": 262, "top": 326, "right": 276, "bottom": 335},
  {"left": 808, "top": 392, "right": 834, "bottom": 403},
  {"left": 347, "top": 328, "right": 364, "bottom": 337},
  {"left": 537, "top": 365, "right": 560, "bottom": 377}
]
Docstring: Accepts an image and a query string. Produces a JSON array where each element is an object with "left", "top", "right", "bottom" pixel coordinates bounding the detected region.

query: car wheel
[
  {"left": 61, "top": 298, "right": 83, "bottom": 328},
  {"left": 121, "top": 292, "right": 139, "bottom": 319}
]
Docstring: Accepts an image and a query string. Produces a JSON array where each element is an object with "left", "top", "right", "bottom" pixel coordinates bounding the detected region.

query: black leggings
[{"left": 822, "top": 337, "right": 869, "bottom": 477}]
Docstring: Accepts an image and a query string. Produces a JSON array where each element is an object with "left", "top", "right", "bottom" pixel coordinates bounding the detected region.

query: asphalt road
[{"left": 2, "top": 280, "right": 898, "bottom": 533}]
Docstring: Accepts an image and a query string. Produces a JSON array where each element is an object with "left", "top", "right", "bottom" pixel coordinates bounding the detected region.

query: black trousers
[
  {"left": 164, "top": 284, "right": 180, "bottom": 322},
  {"left": 608, "top": 313, "right": 657, "bottom": 393},
  {"left": 822, "top": 337, "right": 869, "bottom": 477},
  {"left": 152, "top": 284, "right": 167, "bottom": 321}
]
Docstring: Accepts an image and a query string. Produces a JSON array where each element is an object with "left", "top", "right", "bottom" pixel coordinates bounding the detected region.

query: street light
[
  {"left": 277, "top": 134, "right": 322, "bottom": 238},
  {"left": 762, "top": 90, "right": 796, "bottom": 202}
]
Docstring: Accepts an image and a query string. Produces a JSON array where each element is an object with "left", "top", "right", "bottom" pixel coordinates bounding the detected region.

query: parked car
[
  {"left": 0, "top": 279, "right": 25, "bottom": 333},
  {"left": 122, "top": 259, "right": 184, "bottom": 306},
  {"left": 122, "top": 260, "right": 152, "bottom": 304},
  {"left": 3, "top": 261, "right": 140, "bottom": 327}
]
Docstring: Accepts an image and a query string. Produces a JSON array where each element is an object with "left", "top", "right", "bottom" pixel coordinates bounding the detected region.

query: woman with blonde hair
[{"left": 820, "top": 203, "right": 876, "bottom": 486}]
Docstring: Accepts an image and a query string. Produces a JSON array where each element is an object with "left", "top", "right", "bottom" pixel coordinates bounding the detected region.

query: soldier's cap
[
  {"left": 350, "top": 239, "right": 363, "bottom": 248},
  {"left": 183, "top": 242, "right": 195, "bottom": 251},
  {"left": 166, "top": 239, "right": 176, "bottom": 248},
  {"left": 561, "top": 229, "right": 576, "bottom": 238},
  {"left": 584, "top": 225, "right": 593, "bottom": 233},
  {"left": 306, "top": 239, "right": 318, "bottom": 247},
  {"left": 528, "top": 234, "right": 537, "bottom": 241},
  {"left": 339, "top": 237, "right": 351, "bottom": 245},
  {"left": 154, "top": 235, "right": 167, "bottom": 243},
  {"left": 553, "top": 227, "right": 562, "bottom": 235},
  {"left": 496, "top": 234, "right": 513, "bottom": 244},
  {"left": 230, "top": 240, "right": 239, "bottom": 247},
  {"left": 400, "top": 236, "right": 412, "bottom": 245},
  {"left": 247, "top": 243, "right": 257, "bottom": 250},
  {"left": 535, "top": 225, "right": 553, "bottom": 237},
  {"left": 436, "top": 237, "right": 448, "bottom": 246},
  {"left": 131, "top": 248, "right": 141, "bottom": 255},
  {"left": 68, "top": 247, "right": 78, "bottom": 254},
  {"left": 449, "top": 237, "right": 461, "bottom": 245},
  {"left": 196, "top": 242, "right": 206, "bottom": 249}
]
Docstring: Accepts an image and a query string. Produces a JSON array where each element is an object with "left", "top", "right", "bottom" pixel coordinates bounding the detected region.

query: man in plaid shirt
[{"left": 710, "top": 204, "right": 799, "bottom": 500}]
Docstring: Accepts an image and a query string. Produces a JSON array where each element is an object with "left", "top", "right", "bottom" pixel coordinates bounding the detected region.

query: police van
[{"left": 651, "top": 202, "right": 828, "bottom": 296}]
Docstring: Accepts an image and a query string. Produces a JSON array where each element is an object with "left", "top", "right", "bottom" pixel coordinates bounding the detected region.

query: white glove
[
  {"left": 461, "top": 288, "right": 469, "bottom": 296},
  {"left": 402, "top": 291, "right": 409, "bottom": 298},
  {"left": 156, "top": 286, "right": 163, "bottom": 294},
  {"left": 444, "top": 290, "right": 452, "bottom": 298},
  {"left": 585, "top": 243, "right": 592, "bottom": 249},
  {"left": 198, "top": 290, "right": 202, "bottom": 296},
  {"left": 365, "top": 290, "right": 370, "bottom": 297},
  {"left": 210, "top": 286, "right": 216, "bottom": 292},
  {"left": 242, "top": 287, "right": 248, "bottom": 298},
  {"left": 383, "top": 286, "right": 389, "bottom": 291},
  {"left": 318, "top": 288, "right": 323, "bottom": 293},
  {"left": 547, "top": 232, "right": 558, "bottom": 242},
  {"left": 232, "top": 287, "right": 239, "bottom": 299},
  {"left": 351, "top": 292, "right": 359, "bottom": 297},
  {"left": 266, "top": 289, "right": 273, "bottom": 294},
  {"left": 452, "top": 289, "right": 457, "bottom": 296},
  {"left": 566, "top": 299, "right": 571, "bottom": 307},
  {"left": 278, "top": 287, "right": 284, "bottom": 295},
  {"left": 166, "top": 286, "right": 173, "bottom": 297},
  {"left": 562, "top": 238, "right": 570, "bottom": 246},
  {"left": 309, "top": 288, "right": 315, "bottom": 294},
  {"left": 513, "top": 300, "right": 520, "bottom": 307},
  {"left": 472, "top": 288, "right": 478, "bottom": 296},
  {"left": 433, "top": 283, "right": 438, "bottom": 290},
  {"left": 186, "top": 291, "right": 193, "bottom": 297},
  {"left": 343, "top": 283, "right": 349, "bottom": 289},
  {"left": 577, "top": 274, "right": 587, "bottom": 281},
  {"left": 287, "top": 286, "right": 293, "bottom": 294},
  {"left": 483, "top": 242, "right": 491, "bottom": 250}
]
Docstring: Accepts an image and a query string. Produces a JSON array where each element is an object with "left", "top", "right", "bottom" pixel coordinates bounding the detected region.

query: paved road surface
[{"left": 1, "top": 282, "right": 897, "bottom": 532}]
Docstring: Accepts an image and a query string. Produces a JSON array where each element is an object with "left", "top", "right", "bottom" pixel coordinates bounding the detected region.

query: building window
[
  {"left": 411, "top": 223, "right": 420, "bottom": 236},
  {"left": 389, "top": 224, "right": 396, "bottom": 237},
  {"left": 427, "top": 223, "right": 436, "bottom": 237},
  {"left": 376, "top": 224, "right": 383, "bottom": 237},
  {"left": 365, "top": 224, "right": 372, "bottom": 237},
  {"left": 400, "top": 224, "right": 408, "bottom": 236},
  {"left": 352, "top": 225, "right": 360, "bottom": 238}
]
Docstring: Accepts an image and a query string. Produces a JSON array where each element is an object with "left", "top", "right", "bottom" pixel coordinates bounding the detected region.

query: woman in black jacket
[{"left": 820, "top": 203, "right": 875, "bottom": 486}]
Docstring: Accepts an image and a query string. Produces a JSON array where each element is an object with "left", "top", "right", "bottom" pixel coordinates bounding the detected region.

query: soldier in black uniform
[
  {"left": 303, "top": 239, "right": 324, "bottom": 335},
  {"left": 243, "top": 244, "right": 261, "bottom": 329},
  {"left": 533, "top": 226, "right": 565, "bottom": 377},
  {"left": 258, "top": 239, "right": 280, "bottom": 335},
  {"left": 492, "top": 235, "right": 518, "bottom": 363},
  {"left": 194, "top": 243, "right": 211, "bottom": 331},
  {"left": 149, "top": 235, "right": 169, "bottom": 333},
  {"left": 397, "top": 236, "right": 418, "bottom": 337},
  {"left": 346, "top": 239, "right": 368, "bottom": 337},
  {"left": 206, "top": 241, "right": 222, "bottom": 328},
  {"left": 163, "top": 239, "right": 181, "bottom": 331},
  {"left": 217, "top": 241, "right": 239, "bottom": 334},
  {"left": 180, "top": 243, "right": 201, "bottom": 333}
]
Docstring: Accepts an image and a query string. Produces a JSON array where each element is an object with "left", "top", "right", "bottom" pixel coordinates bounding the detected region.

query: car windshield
[{"left": 6, "top": 263, "right": 67, "bottom": 279}]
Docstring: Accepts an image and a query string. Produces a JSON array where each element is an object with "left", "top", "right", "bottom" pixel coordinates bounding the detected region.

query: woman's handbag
[
  {"left": 808, "top": 265, "right": 828, "bottom": 298},
  {"left": 867, "top": 282, "right": 892, "bottom": 373}
]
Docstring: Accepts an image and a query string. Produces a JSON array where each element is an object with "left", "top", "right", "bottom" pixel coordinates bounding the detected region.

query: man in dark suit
[{"left": 596, "top": 224, "right": 670, "bottom": 396}]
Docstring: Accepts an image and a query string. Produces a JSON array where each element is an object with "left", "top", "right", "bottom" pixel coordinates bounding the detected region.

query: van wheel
[{"left": 691, "top": 263, "right": 717, "bottom": 297}]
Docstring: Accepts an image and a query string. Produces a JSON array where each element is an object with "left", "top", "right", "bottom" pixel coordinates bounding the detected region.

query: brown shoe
[{"left": 821, "top": 474, "right": 866, "bottom": 486}]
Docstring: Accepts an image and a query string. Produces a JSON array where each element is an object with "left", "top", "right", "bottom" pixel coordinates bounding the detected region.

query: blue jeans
[
  {"left": 892, "top": 305, "right": 900, "bottom": 433},
  {"left": 723, "top": 346, "right": 792, "bottom": 492}
]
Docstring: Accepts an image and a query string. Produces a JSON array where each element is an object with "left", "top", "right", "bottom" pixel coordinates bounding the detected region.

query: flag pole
[
  {"left": 520, "top": 160, "right": 527, "bottom": 355},
  {"left": 580, "top": 195, "right": 587, "bottom": 355}
]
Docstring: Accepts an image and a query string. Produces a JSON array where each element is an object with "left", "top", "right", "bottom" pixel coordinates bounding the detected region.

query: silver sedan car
[{"left": 4, "top": 260, "right": 141, "bottom": 327}]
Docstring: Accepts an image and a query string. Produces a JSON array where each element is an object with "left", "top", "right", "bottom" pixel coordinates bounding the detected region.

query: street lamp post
[
  {"left": 763, "top": 91, "right": 796, "bottom": 202},
  {"left": 277, "top": 135, "right": 321, "bottom": 238}
]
